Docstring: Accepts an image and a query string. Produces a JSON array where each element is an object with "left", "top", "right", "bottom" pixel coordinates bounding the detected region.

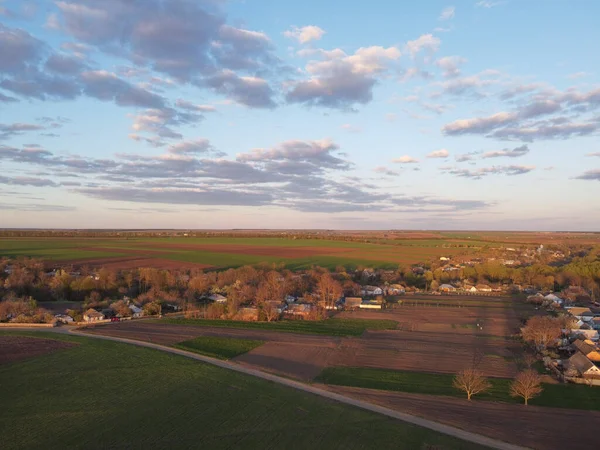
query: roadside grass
[
  {"left": 174, "top": 336, "right": 264, "bottom": 360},
  {"left": 161, "top": 318, "right": 398, "bottom": 337},
  {"left": 0, "top": 331, "right": 485, "bottom": 450},
  {"left": 316, "top": 367, "right": 600, "bottom": 411}
]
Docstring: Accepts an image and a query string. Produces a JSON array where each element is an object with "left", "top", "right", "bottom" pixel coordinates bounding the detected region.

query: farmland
[
  {"left": 0, "top": 235, "right": 485, "bottom": 270},
  {"left": 0, "top": 331, "right": 484, "bottom": 450}
]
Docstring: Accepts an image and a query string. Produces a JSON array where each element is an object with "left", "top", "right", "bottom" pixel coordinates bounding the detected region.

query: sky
[{"left": 0, "top": 0, "right": 599, "bottom": 231}]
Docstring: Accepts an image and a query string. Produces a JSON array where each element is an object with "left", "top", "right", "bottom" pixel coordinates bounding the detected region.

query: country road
[{"left": 5, "top": 326, "right": 528, "bottom": 450}]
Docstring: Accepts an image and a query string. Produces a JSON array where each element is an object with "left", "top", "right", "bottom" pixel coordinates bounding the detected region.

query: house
[
  {"left": 475, "top": 284, "right": 492, "bottom": 292},
  {"left": 361, "top": 285, "right": 383, "bottom": 296},
  {"left": 466, "top": 286, "right": 478, "bottom": 293},
  {"left": 570, "top": 329, "right": 600, "bottom": 342},
  {"left": 592, "top": 318, "right": 600, "bottom": 331},
  {"left": 545, "top": 294, "right": 563, "bottom": 306},
  {"left": 54, "top": 314, "right": 74, "bottom": 324},
  {"left": 83, "top": 308, "right": 105, "bottom": 322},
  {"left": 439, "top": 284, "right": 456, "bottom": 293},
  {"left": 284, "top": 303, "right": 314, "bottom": 317},
  {"left": 567, "top": 307, "right": 594, "bottom": 322},
  {"left": 129, "top": 304, "right": 144, "bottom": 318},
  {"left": 284, "top": 295, "right": 296, "bottom": 304},
  {"left": 564, "top": 352, "right": 600, "bottom": 378},
  {"left": 208, "top": 294, "right": 227, "bottom": 303},
  {"left": 344, "top": 297, "right": 363, "bottom": 309},
  {"left": 439, "top": 256, "right": 450, "bottom": 261},
  {"left": 387, "top": 284, "right": 405, "bottom": 295},
  {"left": 572, "top": 340, "right": 600, "bottom": 362}
]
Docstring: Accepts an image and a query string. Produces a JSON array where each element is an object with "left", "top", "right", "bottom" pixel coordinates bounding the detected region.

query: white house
[
  {"left": 439, "top": 284, "right": 456, "bottom": 293},
  {"left": 570, "top": 329, "right": 600, "bottom": 342},
  {"left": 54, "top": 314, "right": 74, "bottom": 324},
  {"left": 545, "top": 294, "right": 563, "bottom": 305},
  {"left": 567, "top": 307, "right": 594, "bottom": 322},
  {"left": 565, "top": 352, "right": 600, "bottom": 378},
  {"left": 439, "top": 256, "right": 450, "bottom": 261},
  {"left": 476, "top": 284, "right": 492, "bottom": 292},
  {"left": 361, "top": 285, "right": 383, "bottom": 296},
  {"left": 129, "top": 305, "right": 144, "bottom": 318},
  {"left": 208, "top": 294, "right": 227, "bottom": 303}
]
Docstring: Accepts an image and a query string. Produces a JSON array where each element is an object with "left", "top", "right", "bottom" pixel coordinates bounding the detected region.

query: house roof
[
  {"left": 568, "top": 307, "right": 593, "bottom": 317},
  {"left": 476, "top": 284, "right": 491, "bottom": 289},
  {"left": 439, "top": 284, "right": 455, "bottom": 289},
  {"left": 572, "top": 339, "right": 598, "bottom": 356},
  {"left": 84, "top": 308, "right": 103, "bottom": 318},
  {"left": 567, "top": 352, "right": 597, "bottom": 375}
]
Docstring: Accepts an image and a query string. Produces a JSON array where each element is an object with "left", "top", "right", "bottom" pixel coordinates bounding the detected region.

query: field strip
[{"left": 64, "top": 328, "right": 527, "bottom": 450}]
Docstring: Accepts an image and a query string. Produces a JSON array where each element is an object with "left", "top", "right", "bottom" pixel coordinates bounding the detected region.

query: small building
[
  {"left": 439, "top": 256, "right": 450, "bottom": 261},
  {"left": 361, "top": 285, "right": 383, "bottom": 296},
  {"left": 545, "top": 294, "right": 563, "bottom": 306},
  {"left": 387, "top": 284, "right": 405, "bottom": 295},
  {"left": 572, "top": 340, "right": 600, "bottom": 362},
  {"left": 439, "top": 284, "right": 456, "bottom": 293},
  {"left": 54, "top": 314, "right": 74, "bottom": 324},
  {"left": 570, "top": 329, "right": 600, "bottom": 342},
  {"left": 208, "top": 294, "right": 227, "bottom": 303},
  {"left": 475, "top": 284, "right": 492, "bottom": 292},
  {"left": 564, "top": 352, "right": 600, "bottom": 378},
  {"left": 129, "top": 305, "right": 144, "bottom": 318},
  {"left": 567, "top": 307, "right": 594, "bottom": 322},
  {"left": 344, "top": 297, "right": 363, "bottom": 309},
  {"left": 359, "top": 301, "right": 382, "bottom": 310},
  {"left": 284, "top": 303, "right": 314, "bottom": 318},
  {"left": 83, "top": 308, "right": 105, "bottom": 322}
]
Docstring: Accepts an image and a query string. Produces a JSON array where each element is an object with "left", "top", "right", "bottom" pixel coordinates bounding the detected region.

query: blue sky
[{"left": 0, "top": 0, "right": 599, "bottom": 230}]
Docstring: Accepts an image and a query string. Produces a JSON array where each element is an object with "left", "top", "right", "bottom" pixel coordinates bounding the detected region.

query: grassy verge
[
  {"left": 161, "top": 318, "right": 397, "bottom": 337},
  {"left": 174, "top": 336, "right": 264, "bottom": 360},
  {"left": 0, "top": 331, "right": 485, "bottom": 450},
  {"left": 316, "top": 367, "right": 600, "bottom": 411}
]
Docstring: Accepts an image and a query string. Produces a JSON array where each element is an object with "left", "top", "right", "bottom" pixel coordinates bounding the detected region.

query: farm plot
[
  {"left": 337, "top": 304, "right": 522, "bottom": 338},
  {"left": 0, "top": 335, "right": 76, "bottom": 365},
  {"left": 0, "top": 331, "right": 484, "bottom": 450},
  {"left": 323, "top": 386, "right": 600, "bottom": 450}
]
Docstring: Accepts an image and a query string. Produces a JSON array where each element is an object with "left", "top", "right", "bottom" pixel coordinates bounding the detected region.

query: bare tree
[
  {"left": 521, "top": 316, "right": 561, "bottom": 351},
  {"left": 316, "top": 272, "right": 342, "bottom": 310},
  {"left": 453, "top": 369, "right": 491, "bottom": 401},
  {"left": 510, "top": 370, "right": 543, "bottom": 405}
]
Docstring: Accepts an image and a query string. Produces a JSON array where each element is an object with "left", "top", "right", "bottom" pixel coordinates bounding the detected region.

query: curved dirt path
[{"left": 63, "top": 328, "right": 526, "bottom": 450}]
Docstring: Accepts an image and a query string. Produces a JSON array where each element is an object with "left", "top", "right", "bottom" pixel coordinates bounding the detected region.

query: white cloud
[
  {"left": 475, "top": 1, "right": 504, "bottom": 8},
  {"left": 427, "top": 149, "right": 450, "bottom": 158},
  {"left": 393, "top": 155, "right": 420, "bottom": 164},
  {"left": 567, "top": 72, "right": 589, "bottom": 80},
  {"left": 284, "top": 25, "right": 326, "bottom": 44},
  {"left": 443, "top": 112, "right": 517, "bottom": 135},
  {"left": 341, "top": 124, "right": 361, "bottom": 133},
  {"left": 374, "top": 166, "right": 400, "bottom": 176},
  {"left": 586, "top": 152, "right": 600, "bottom": 157},
  {"left": 405, "top": 34, "right": 441, "bottom": 58},
  {"left": 435, "top": 56, "right": 467, "bottom": 78},
  {"left": 439, "top": 6, "right": 455, "bottom": 21}
]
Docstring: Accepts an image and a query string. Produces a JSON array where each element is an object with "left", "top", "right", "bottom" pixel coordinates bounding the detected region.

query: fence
[{"left": 0, "top": 322, "right": 56, "bottom": 328}]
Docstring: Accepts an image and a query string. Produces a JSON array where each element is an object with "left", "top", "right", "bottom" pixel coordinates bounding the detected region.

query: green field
[
  {"left": 0, "top": 332, "right": 485, "bottom": 450},
  {"left": 174, "top": 336, "right": 264, "bottom": 359},
  {"left": 0, "top": 236, "right": 479, "bottom": 269},
  {"left": 161, "top": 317, "right": 398, "bottom": 337},
  {"left": 317, "top": 367, "right": 600, "bottom": 411}
]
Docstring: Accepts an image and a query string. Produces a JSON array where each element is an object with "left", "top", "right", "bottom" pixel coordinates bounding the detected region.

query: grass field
[
  {"left": 0, "top": 236, "right": 480, "bottom": 269},
  {"left": 0, "top": 332, "right": 485, "bottom": 450},
  {"left": 161, "top": 317, "right": 398, "bottom": 337},
  {"left": 174, "top": 336, "right": 264, "bottom": 359},
  {"left": 317, "top": 367, "right": 600, "bottom": 411}
]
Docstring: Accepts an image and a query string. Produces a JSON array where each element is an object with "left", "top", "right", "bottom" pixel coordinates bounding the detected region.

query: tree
[
  {"left": 521, "top": 316, "right": 562, "bottom": 351},
  {"left": 316, "top": 272, "right": 342, "bottom": 309},
  {"left": 453, "top": 369, "right": 491, "bottom": 401},
  {"left": 510, "top": 370, "right": 543, "bottom": 405}
]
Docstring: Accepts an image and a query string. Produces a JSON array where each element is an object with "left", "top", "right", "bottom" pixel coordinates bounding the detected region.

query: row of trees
[{"left": 453, "top": 368, "right": 543, "bottom": 406}]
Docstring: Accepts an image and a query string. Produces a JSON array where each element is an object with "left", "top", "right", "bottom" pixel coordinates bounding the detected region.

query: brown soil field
[
  {"left": 143, "top": 243, "right": 356, "bottom": 258},
  {"left": 323, "top": 385, "right": 598, "bottom": 450},
  {"left": 0, "top": 335, "right": 76, "bottom": 365},
  {"left": 82, "top": 309, "right": 519, "bottom": 379},
  {"left": 337, "top": 306, "right": 522, "bottom": 338}
]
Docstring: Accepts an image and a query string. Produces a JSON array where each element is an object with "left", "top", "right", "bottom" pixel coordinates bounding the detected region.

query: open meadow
[{"left": 0, "top": 331, "right": 485, "bottom": 450}]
